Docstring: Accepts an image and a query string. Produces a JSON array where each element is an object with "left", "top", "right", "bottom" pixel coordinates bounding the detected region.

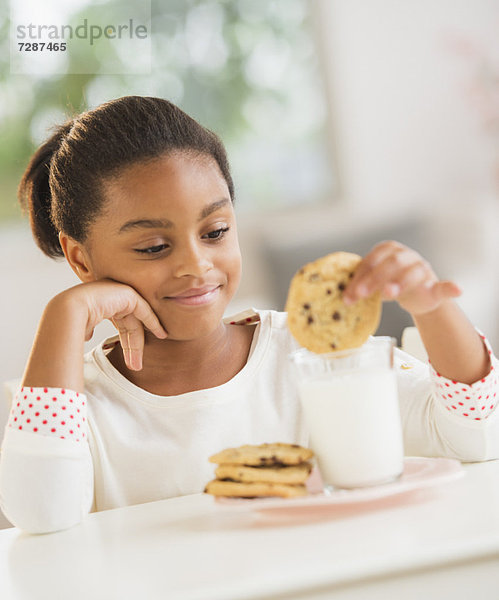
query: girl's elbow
[
  {"left": 0, "top": 490, "right": 87, "bottom": 534},
  {"left": 3, "top": 507, "right": 84, "bottom": 535}
]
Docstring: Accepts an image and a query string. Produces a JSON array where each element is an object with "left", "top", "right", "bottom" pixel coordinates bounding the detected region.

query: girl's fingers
[
  {"left": 394, "top": 268, "right": 461, "bottom": 304},
  {"left": 429, "top": 280, "right": 462, "bottom": 302},
  {"left": 341, "top": 241, "right": 461, "bottom": 315},
  {"left": 383, "top": 282, "right": 402, "bottom": 299},
  {"left": 347, "top": 242, "right": 396, "bottom": 293},
  {"left": 84, "top": 282, "right": 167, "bottom": 370},
  {"left": 126, "top": 326, "right": 145, "bottom": 371},
  {"left": 397, "top": 277, "right": 461, "bottom": 315},
  {"left": 111, "top": 294, "right": 167, "bottom": 371},
  {"left": 114, "top": 314, "right": 145, "bottom": 371},
  {"left": 128, "top": 296, "right": 168, "bottom": 340},
  {"left": 384, "top": 261, "right": 432, "bottom": 299},
  {"left": 345, "top": 243, "right": 421, "bottom": 302}
]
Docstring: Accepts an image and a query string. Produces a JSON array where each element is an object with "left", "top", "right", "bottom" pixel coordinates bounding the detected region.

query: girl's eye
[
  {"left": 134, "top": 227, "right": 229, "bottom": 254},
  {"left": 205, "top": 227, "right": 230, "bottom": 240},
  {"left": 135, "top": 244, "right": 169, "bottom": 254}
]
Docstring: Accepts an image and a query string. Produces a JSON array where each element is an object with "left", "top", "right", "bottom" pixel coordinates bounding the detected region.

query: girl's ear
[{"left": 59, "top": 232, "right": 95, "bottom": 283}]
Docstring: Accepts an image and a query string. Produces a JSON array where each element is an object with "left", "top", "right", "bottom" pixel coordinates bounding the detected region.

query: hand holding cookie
[{"left": 343, "top": 241, "right": 461, "bottom": 317}]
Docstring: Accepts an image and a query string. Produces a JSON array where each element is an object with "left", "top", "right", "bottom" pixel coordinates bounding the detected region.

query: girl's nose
[{"left": 173, "top": 241, "right": 213, "bottom": 278}]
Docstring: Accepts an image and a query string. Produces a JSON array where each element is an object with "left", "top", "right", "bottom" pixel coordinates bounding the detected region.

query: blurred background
[{"left": 1, "top": 0, "right": 498, "bottom": 527}]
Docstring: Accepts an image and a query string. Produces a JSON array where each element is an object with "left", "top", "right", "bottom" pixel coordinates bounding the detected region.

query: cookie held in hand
[{"left": 285, "top": 252, "right": 382, "bottom": 353}]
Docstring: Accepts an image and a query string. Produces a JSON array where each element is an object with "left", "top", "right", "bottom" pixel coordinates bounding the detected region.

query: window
[{"left": 0, "top": 0, "right": 335, "bottom": 221}]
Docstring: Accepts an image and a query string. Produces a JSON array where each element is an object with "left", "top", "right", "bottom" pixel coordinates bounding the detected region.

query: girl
[{"left": 0, "top": 96, "right": 497, "bottom": 534}]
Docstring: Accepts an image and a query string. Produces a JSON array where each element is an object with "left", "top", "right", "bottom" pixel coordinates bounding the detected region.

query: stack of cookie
[{"left": 205, "top": 443, "right": 314, "bottom": 498}]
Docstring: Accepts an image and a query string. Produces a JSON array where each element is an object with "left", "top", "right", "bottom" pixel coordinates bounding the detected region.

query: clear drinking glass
[{"left": 289, "top": 337, "right": 404, "bottom": 490}]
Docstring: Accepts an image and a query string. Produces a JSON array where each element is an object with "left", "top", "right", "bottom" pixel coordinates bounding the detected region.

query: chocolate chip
[
  {"left": 338, "top": 282, "right": 346, "bottom": 291},
  {"left": 326, "top": 289, "right": 332, "bottom": 295},
  {"left": 307, "top": 316, "right": 314, "bottom": 324},
  {"left": 303, "top": 303, "right": 311, "bottom": 310},
  {"left": 349, "top": 272, "right": 354, "bottom": 279},
  {"left": 332, "top": 311, "right": 341, "bottom": 321},
  {"left": 331, "top": 343, "right": 337, "bottom": 349}
]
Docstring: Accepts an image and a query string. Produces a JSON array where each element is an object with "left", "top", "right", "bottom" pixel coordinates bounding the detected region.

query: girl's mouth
[{"left": 166, "top": 285, "right": 221, "bottom": 306}]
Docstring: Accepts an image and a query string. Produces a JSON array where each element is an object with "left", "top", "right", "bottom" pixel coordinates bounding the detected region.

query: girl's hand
[
  {"left": 64, "top": 280, "right": 168, "bottom": 371},
  {"left": 21, "top": 280, "right": 167, "bottom": 391},
  {"left": 343, "top": 241, "right": 462, "bottom": 316}
]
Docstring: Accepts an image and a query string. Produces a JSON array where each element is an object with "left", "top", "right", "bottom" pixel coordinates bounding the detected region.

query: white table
[{"left": 1, "top": 460, "right": 499, "bottom": 600}]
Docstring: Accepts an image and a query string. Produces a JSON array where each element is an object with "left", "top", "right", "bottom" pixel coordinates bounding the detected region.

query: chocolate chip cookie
[
  {"left": 285, "top": 252, "right": 382, "bottom": 353},
  {"left": 205, "top": 442, "right": 314, "bottom": 499},
  {"left": 214, "top": 462, "right": 312, "bottom": 484},
  {"left": 204, "top": 480, "right": 308, "bottom": 498},
  {"left": 208, "top": 442, "right": 314, "bottom": 467}
]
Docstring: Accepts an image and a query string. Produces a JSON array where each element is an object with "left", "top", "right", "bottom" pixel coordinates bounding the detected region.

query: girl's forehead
[
  {"left": 95, "top": 153, "right": 232, "bottom": 230},
  {"left": 103, "top": 152, "right": 228, "bottom": 200}
]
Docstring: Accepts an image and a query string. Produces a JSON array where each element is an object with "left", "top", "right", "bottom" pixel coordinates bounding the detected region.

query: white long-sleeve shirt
[{"left": 1, "top": 308, "right": 498, "bottom": 534}]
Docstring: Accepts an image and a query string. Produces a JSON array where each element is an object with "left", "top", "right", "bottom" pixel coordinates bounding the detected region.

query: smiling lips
[{"left": 166, "top": 285, "right": 221, "bottom": 306}]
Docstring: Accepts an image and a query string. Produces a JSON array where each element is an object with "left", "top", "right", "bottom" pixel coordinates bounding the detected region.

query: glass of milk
[{"left": 289, "top": 337, "right": 404, "bottom": 490}]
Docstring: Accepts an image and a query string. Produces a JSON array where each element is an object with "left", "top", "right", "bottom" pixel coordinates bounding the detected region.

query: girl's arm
[
  {"left": 343, "top": 241, "right": 499, "bottom": 463},
  {"left": 412, "top": 300, "right": 490, "bottom": 384},
  {"left": 22, "top": 291, "right": 89, "bottom": 392},
  {"left": 343, "top": 241, "right": 491, "bottom": 384},
  {"left": 1, "top": 281, "right": 167, "bottom": 533}
]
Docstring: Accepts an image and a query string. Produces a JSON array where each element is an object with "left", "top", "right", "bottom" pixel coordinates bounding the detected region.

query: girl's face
[{"left": 82, "top": 152, "right": 242, "bottom": 341}]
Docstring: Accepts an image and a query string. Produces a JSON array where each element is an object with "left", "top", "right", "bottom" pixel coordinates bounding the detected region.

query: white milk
[{"left": 298, "top": 368, "right": 404, "bottom": 489}]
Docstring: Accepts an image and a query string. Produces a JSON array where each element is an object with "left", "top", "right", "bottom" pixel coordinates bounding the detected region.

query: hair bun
[{"left": 17, "top": 119, "right": 74, "bottom": 258}]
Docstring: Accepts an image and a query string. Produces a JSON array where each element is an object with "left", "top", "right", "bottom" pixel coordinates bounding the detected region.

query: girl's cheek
[{"left": 227, "top": 249, "right": 242, "bottom": 275}]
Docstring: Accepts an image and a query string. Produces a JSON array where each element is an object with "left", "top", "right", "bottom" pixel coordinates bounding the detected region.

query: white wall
[{"left": 315, "top": 0, "right": 498, "bottom": 216}]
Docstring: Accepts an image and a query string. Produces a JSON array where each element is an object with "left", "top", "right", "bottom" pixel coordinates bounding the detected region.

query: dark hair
[{"left": 18, "top": 96, "right": 235, "bottom": 258}]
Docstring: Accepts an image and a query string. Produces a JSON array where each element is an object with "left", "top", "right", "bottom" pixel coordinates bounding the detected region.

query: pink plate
[{"left": 214, "top": 457, "right": 464, "bottom": 511}]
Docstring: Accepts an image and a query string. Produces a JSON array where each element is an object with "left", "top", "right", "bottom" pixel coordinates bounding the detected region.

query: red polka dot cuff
[
  {"left": 430, "top": 334, "right": 498, "bottom": 420},
  {"left": 7, "top": 387, "right": 87, "bottom": 442}
]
